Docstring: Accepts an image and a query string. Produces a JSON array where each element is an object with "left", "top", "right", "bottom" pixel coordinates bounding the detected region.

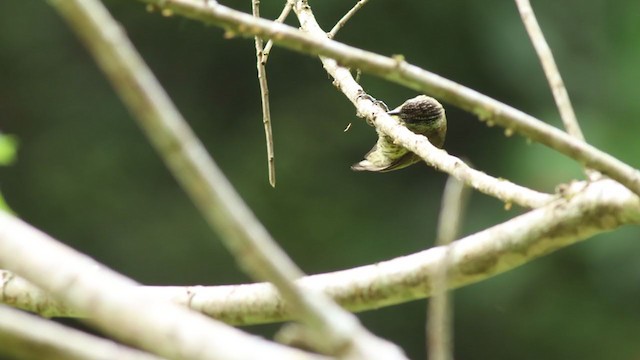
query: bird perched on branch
[{"left": 351, "top": 95, "right": 447, "bottom": 172}]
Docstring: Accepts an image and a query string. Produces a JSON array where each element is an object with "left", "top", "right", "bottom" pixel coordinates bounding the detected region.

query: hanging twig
[{"left": 252, "top": 0, "right": 276, "bottom": 187}]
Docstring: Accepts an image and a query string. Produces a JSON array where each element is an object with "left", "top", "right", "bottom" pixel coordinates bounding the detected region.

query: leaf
[{"left": 0, "top": 133, "right": 18, "bottom": 166}]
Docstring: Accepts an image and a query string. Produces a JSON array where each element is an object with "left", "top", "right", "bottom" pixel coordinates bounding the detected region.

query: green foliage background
[{"left": 1, "top": 1, "right": 640, "bottom": 358}]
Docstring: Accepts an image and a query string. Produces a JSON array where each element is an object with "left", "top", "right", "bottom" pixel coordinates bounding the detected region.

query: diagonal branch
[
  {"left": 262, "top": 0, "right": 293, "bottom": 64},
  {"left": 515, "top": 0, "right": 599, "bottom": 180},
  {"left": 0, "top": 212, "right": 327, "bottom": 360},
  {"left": 515, "top": 0, "right": 583, "bottom": 140},
  {"left": 292, "top": 1, "right": 551, "bottom": 208},
  {"left": 135, "top": 0, "right": 640, "bottom": 197},
  {"left": 328, "top": 0, "right": 371, "bottom": 39},
  {"left": 49, "top": 0, "right": 406, "bottom": 357}
]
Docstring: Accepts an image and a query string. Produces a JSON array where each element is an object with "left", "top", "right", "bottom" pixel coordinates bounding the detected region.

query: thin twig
[
  {"left": 49, "top": 0, "right": 405, "bottom": 357},
  {"left": 137, "top": 0, "right": 640, "bottom": 197},
  {"left": 427, "top": 177, "right": 469, "bottom": 360},
  {"left": 328, "top": 0, "right": 370, "bottom": 39},
  {"left": 252, "top": 0, "right": 276, "bottom": 187},
  {"left": 515, "top": 0, "right": 599, "bottom": 180},
  {"left": 262, "top": 0, "right": 293, "bottom": 64}
]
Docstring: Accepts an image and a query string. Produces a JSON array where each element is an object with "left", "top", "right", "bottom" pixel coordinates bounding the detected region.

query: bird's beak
[{"left": 387, "top": 109, "right": 401, "bottom": 116}]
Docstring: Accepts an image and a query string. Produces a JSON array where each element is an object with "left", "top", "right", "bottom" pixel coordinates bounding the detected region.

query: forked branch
[
  {"left": 47, "top": 0, "right": 407, "bottom": 357},
  {"left": 136, "top": 0, "right": 640, "bottom": 197}
]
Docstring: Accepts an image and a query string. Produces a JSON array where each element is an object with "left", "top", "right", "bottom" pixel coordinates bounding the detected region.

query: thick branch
[
  {"left": 137, "top": 0, "right": 640, "bottom": 197},
  {"left": 0, "top": 213, "right": 326, "bottom": 360},
  {"left": 6, "top": 180, "right": 638, "bottom": 325}
]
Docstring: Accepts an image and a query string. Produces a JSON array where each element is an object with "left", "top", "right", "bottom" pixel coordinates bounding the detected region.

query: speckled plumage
[{"left": 351, "top": 95, "right": 447, "bottom": 172}]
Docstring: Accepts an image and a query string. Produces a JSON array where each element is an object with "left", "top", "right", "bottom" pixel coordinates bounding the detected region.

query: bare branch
[
  {"left": 252, "top": 0, "right": 277, "bottom": 187},
  {"left": 7, "top": 180, "right": 639, "bottom": 325},
  {"left": 50, "top": 0, "right": 307, "bottom": 288},
  {"left": 515, "top": 0, "right": 599, "bottom": 180},
  {"left": 292, "top": 1, "right": 551, "bottom": 208},
  {"left": 514, "top": 0, "right": 583, "bottom": 140},
  {"left": 0, "top": 213, "right": 327, "bottom": 360},
  {"left": 328, "top": 0, "right": 371, "bottom": 39},
  {"left": 428, "top": 177, "right": 469, "bottom": 360},
  {"left": 48, "top": 0, "right": 406, "bottom": 357},
  {"left": 357, "top": 96, "right": 551, "bottom": 207},
  {"left": 435, "top": 179, "right": 470, "bottom": 247},
  {"left": 136, "top": 0, "right": 640, "bottom": 197},
  {"left": 0, "top": 304, "right": 163, "bottom": 360}
]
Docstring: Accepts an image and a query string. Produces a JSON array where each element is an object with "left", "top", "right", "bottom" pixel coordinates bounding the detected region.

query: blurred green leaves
[
  {"left": 0, "top": 133, "right": 18, "bottom": 166},
  {"left": 0, "top": 132, "right": 17, "bottom": 212},
  {"left": 2, "top": 1, "right": 640, "bottom": 359}
]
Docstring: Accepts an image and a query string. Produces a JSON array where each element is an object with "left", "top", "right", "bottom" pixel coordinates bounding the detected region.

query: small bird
[{"left": 351, "top": 95, "right": 447, "bottom": 172}]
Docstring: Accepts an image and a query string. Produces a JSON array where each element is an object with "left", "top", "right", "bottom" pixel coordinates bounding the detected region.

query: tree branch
[
  {"left": 428, "top": 177, "right": 469, "bottom": 360},
  {"left": 148, "top": 1, "right": 553, "bottom": 208},
  {"left": 328, "top": 0, "right": 371, "bottom": 39},
  {"left": 6, "top": 180, "right": 638, "bottom": 325},
  {"left": 136, "top": 0, "right": 640, "bottom": 197},
  {"left": 48, "top": 0, "right": 406, "bottom": 357},
  {"left": 261, "top": 0, "right": 293, "bottom": 64},
  {"left": 252, "top": 0, "right": 277, "bottom": 187},
  {"left": 332, "top": 61, "right": 551, "bottom": 207},
  {"left": 0, "top": 212, "right": 327, "bottom": 360},
  {"left": 515, "top": 0, "right": 583, "bottom": 141},
  {"left": 515, "top": 0, "right": 599, "bottom": 180},
  {"left": 0, "top": 304, "right": 163, "bottom": 360},
  {"left": 292, "top": 0, "right": 551, "bottom": 208}
]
